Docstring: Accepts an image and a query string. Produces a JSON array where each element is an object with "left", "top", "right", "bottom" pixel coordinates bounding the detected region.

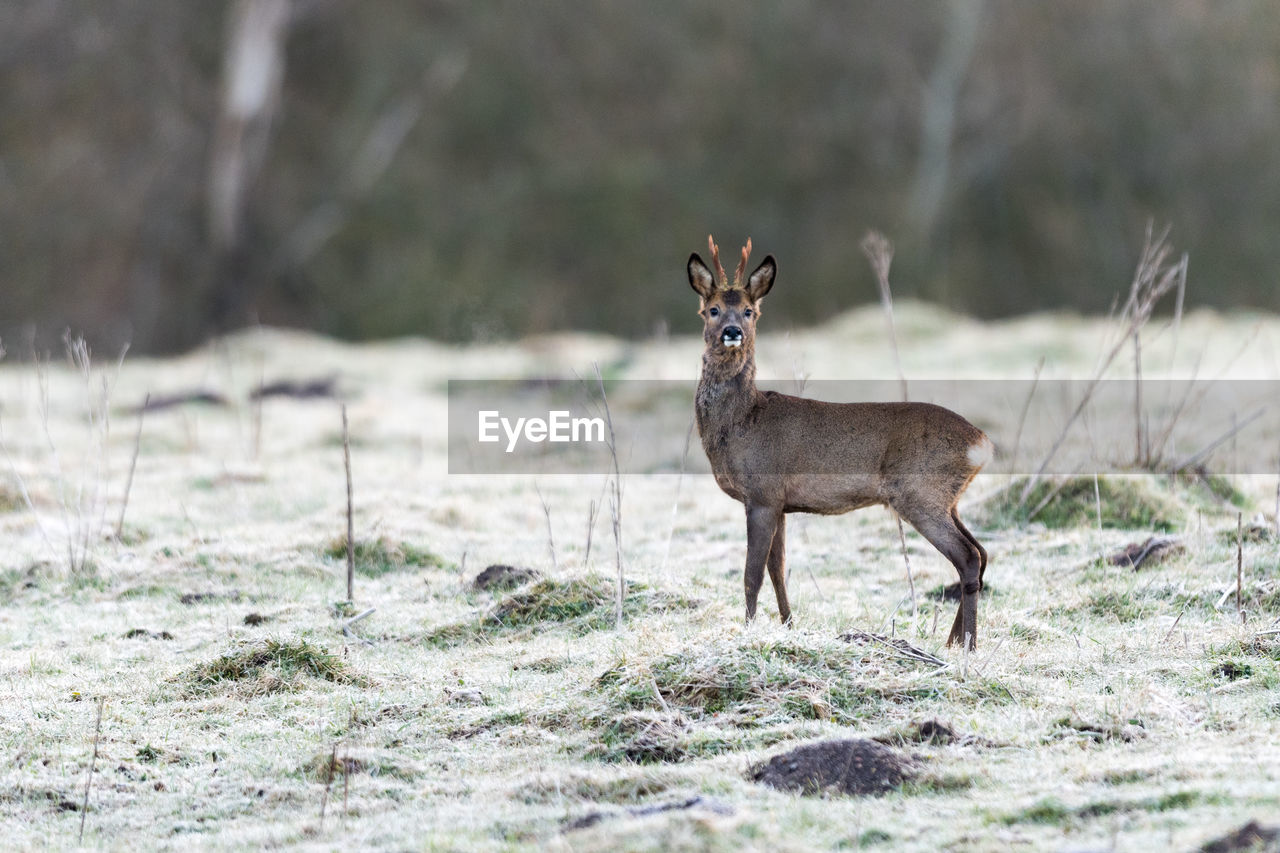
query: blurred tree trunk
[
  {"left": 207, "top": 0, "right": 292, "bottom": 329},
  {"left": 909, "top": 0, "right": 984, "bottom": 241}
]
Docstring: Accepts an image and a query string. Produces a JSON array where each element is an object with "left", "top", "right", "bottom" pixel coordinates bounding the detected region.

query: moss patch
[{"left": 977, "top": 475, "right": 1183, "bottom": 531}]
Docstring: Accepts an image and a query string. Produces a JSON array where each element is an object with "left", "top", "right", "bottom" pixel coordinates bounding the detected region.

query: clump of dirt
[
  {"left": 426, "top": 576, "right": 699, "bottom": 646},
  {"left": 181, "top": 637, "right": 363, "bottom": 696},
  {"left": 1212, "top": 661, "right": 1253, "bottom": 681},
  {"left": 472, "top": 564, "right": 540, "bottom": 591},
  {"left": 976, "top": 475, "right": 1183, "bottom": 531},
  {"left": 179, "top": 590, "right": 241, "bottom": 605},
  {"left": 875, "top": 719, "right": 999, "bottom": 749},
  {"left": 243, "top": 612, "right": 269, "bottom": 626},
  {"left": 123, "top": 628, "right": 174, "bottom": 640},
  {"left": 1199, "top": 820, "right": 1280, "bottom": 853},
  {"left": 1108, "top": 536, "right": 1184, "bottom": 569},
  {"left": 751, "top": 739, "right": 916, "bottom": 796},
  {"left": 324, "top": 535, "right": 447, "bottom": 577},
  {"left": 876, "top": 719, "right": 956, "bottom": 745}
]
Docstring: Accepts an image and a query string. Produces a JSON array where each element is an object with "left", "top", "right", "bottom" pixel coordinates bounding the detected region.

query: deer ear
[
  {"left": 745, "top": 255, "right": 776, "bottom": 301},
  {"left": 688, "top": 254, "right": 716, "bottom": 299}
]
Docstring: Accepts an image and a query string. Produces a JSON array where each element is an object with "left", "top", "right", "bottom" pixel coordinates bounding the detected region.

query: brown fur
[{"left": 689, "top": 239, "right": 992, "bottom": 648}]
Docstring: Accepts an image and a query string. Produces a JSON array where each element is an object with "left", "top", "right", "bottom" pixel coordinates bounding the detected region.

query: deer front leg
[
  {"left": 767, "top": 514, "right": 791, "bottom": 624},
  {"left": 744, "top": 504, "right": 781, "bottom": 621}
]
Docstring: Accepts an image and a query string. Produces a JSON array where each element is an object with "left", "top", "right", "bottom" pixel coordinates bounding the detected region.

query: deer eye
[
  {"left": 708, "top": 307, "right": 720, "bottom": 318},
  {"left": 743, "top": 309, "right": 754, "bottom": 318}
]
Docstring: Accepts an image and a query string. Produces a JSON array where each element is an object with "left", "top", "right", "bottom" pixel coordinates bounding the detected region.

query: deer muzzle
[{"left": 721, "top": 326, "right": 744, "bottom": 348}]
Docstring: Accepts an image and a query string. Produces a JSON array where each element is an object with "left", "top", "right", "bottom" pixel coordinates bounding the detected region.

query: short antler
[
  {"left": 707, "top": 235, "right": 728, "bottom": 286},
  {"left": 734, "top": 238, "right": 753, "bottom": 287}
]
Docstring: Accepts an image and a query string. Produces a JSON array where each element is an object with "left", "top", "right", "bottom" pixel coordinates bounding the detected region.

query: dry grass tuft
[
  {"left": 594, "top": 634, "right": 991, "bottom": 728},
  {"left": 180, "top": 637, "right": 364, "bottom": 696},
  {"left": 323, "top": 535, "right": 447, "bottom": 577},
  {"left": 426, "top": 576, "right": 700, "bottom": 647}
]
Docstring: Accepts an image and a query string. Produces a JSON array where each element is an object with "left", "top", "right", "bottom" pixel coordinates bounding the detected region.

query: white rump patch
[{"left": 967, "top": 436, "right": 994, "bottom": 468}]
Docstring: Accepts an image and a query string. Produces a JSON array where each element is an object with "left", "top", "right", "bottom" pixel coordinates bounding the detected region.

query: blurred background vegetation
[{"left": 2, "top": 0, "right": 1278, "bottom": 354}]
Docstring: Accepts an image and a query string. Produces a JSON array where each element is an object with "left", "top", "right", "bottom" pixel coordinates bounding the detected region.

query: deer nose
[{"left": 721, "top": 326, "right": 744, "bottom": 348}]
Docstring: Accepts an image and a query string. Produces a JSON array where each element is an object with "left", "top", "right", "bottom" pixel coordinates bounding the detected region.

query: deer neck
[{"left": 695, "top": 348, "right": 759, "bottom": 437}]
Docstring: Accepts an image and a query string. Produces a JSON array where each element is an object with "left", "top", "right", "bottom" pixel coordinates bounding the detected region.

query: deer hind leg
[
  {"left": 952, "top": 509, "right": 988, "bottom": 589},
  {"left": 744, "top": 504, "right": 781, "bottom": 622},
  {"left": 900, "top": 506, "right": 983, "bottom": 650},
  {"left": 766, "top": 514, "right": 791, "bottom": 624}
]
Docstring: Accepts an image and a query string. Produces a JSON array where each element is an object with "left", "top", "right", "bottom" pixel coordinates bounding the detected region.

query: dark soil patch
[
  {"left": 1212, "top": 661, "right": 1252, "bottom": 681},
  {"left": 250, "top": 376, "right": 337, "bottom": 400},
  {"left": 243, "top": 612, "right": 269, "bottom": 626},
  {"left": 1108, "top": 536, "right": 1184, "bottom": 569},
  {"left": 750, "top": 739, "right": 916, "bottom": 796},
  {"left": 179, "top": 590, "right": 241, "bottom": 606},
  {"left": 123, "top": 628, "right": 174, "bottom": 640},
  {"left": 1199, "top": 820, "right": 1280, "bottom": 853},
  {"left": 473, "top": 564, "right": 540, "bottom": 591},
  {"left": 136, "top": 390, "right": 229, "bottom": 413},
  {"left": 875, "top": 719, "right": 1000, "bottom": 749},
  {"left": 564, "top": 796, "right": 734, "bottom": 831}
]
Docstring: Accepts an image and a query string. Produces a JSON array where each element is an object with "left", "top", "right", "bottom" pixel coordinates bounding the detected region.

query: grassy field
[{"left": 1, "top": 305, "right": 1279, "bottom": 851}]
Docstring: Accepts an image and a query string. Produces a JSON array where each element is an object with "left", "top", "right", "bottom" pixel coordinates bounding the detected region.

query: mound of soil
[
  {"left": 1108, "top": 536, "right": 1183, "bottom": 569},
  {"left": 472, "top": 564, "right": 540, "bottom": 591},
  {"left": 1199, "top": 820, "right": 1280, "bottom": 853},
  {"left": 751, "top": 739, "right": 915, "bottom": 796}
]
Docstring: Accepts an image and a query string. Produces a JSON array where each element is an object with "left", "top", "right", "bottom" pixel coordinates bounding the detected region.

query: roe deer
[{"left": 689, "top": 236, "right": 993, "bottom": 649}]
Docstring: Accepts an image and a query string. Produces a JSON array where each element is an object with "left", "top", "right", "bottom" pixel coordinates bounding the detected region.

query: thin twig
[
  {"left": 340, "top": 608, "right": 376, "bottom": 633},
  {"left": 593, "top": 364, "right": 624, "bottom": 629},
  {"left": 659, "top": 418, "right": 695, "bottom": 576},
  {"left": 1008, "top": 357, "right": 1045, "bottom": 476},
  {"left": 1274, "top": 443, "right": 1279, "bottom": 540},
  {"left": 1168, "top": 408, "right": 1265, "bottom": 474},
  {"left": 894, "top": 513, "right": 917, "bottom": 618},
  {"left": 342, "top": 404, "right": 354, "bottom": 601},
  {"left": 860, "top": 231, "right": 907, "bottom": 402},
  {"left": 1021, "top": 226, "right": 1184, "bottom": 503},
  {"left": 319, "top": 745, "right": 337, "bottom": 824},
  {"left": 1236, "top": 512, "right": 1245, "bottom": 626},
  {"left": 115, "top": 393, "right": 148, "bottom": 539},
  {"left": 78, "top": 698, "right": 105, "bottom": 845},
  {"left": 534, "top": 482, "right": 558, "bottom": 573},
  {"left": 1161, "top": 601, "right": 1190, "bottom": 644}
]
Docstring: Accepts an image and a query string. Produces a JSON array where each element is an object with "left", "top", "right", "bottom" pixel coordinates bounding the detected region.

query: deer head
[{"left": 688, "top": 235, "right": 776, "bottom": 372}]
